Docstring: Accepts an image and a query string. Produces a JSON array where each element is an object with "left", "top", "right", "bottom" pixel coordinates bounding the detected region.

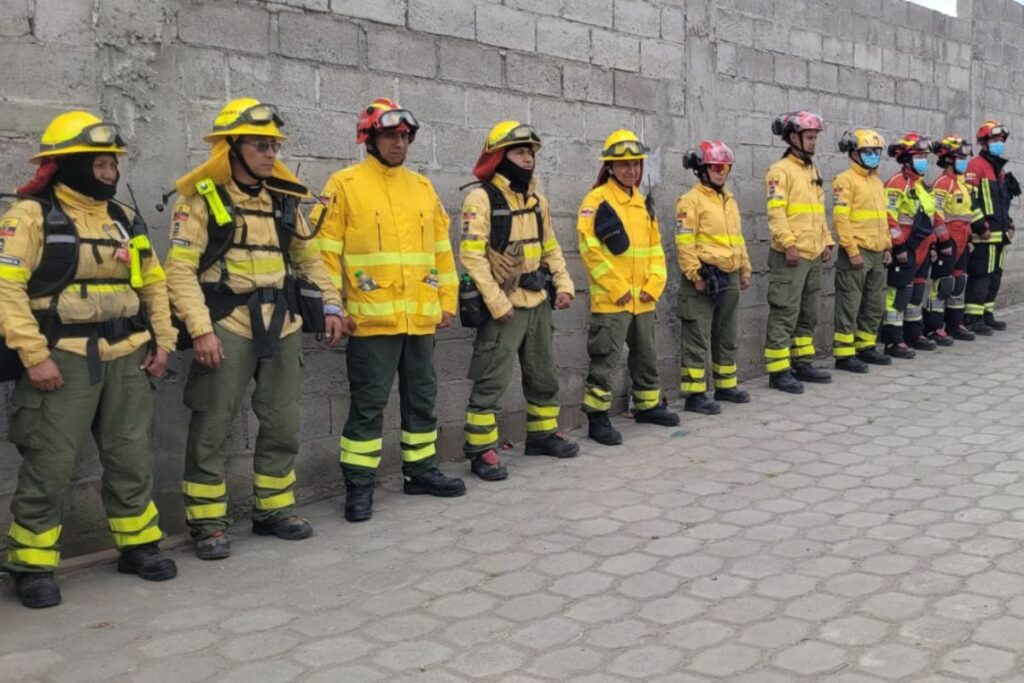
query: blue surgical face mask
[
  {"left": 955, "top": 158, "right": 968, "bottom": 174},
  {"left": 912, "top": 157, "right": 929, "bottom": 175},
  {"left": 859, "top": 151, "right": 880, "bottom": 169},
  {"left": 988, "top": 141, "right": 1006, "bottom": 157}
]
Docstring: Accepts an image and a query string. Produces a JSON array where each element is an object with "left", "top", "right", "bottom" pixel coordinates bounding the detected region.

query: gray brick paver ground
[{"left": 8, "top": 309, "right": 1024, "bottom": 681}]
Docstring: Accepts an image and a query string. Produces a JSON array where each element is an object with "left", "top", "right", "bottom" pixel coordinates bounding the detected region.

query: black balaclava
[
  {"left": 55, "top": 152, "right": 118, "bottom": 200},
  {"left": 227, "top": 137, "right": 269, "bottom": 195},
  {"left": 496, "top": 147, "right": 534, "bottom": 193},
  {"left": 698, "top": 168, "right": 725, "bottom": 194}
]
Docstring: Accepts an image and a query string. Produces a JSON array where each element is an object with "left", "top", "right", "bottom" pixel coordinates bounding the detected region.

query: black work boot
[
  {"left": 344, "top": 483, "right": 375, "bottom": 522},
  {"left": 635, "top": 398, "right": 681, "bottom": 426},
  {"left": 908, "top": 335, "right": 937, "bottom": 351},
  {"left": 769, "top": 370, "right": 804, "bottom": 394},
  {"left": 885, "top": 343, "right": 916, "bottom": 359},
  {"left": 984, "top": 313, "right": 1007, "bottom": 331},
  {"left": 684, "top": 393, "right": 721, "bottom": 415},
  {"left": 404, "top": 468, "right": 467, "bottom": 497},
  {"left": 13, "top": 571, "right": 61, "bottom": 609},
  {"left": 194, "top": 531, "right": 230, "bottom": 560},
  {"left": 714, "top": 387, "right": 750, "bottom": 404},
  {"left": 835, "top": 356, "right": 869, "bottom": 374},
  {"left": 950, "top": 323, "right": 976, "bottom": 341},
  {"left": 857, "top": 347, "right": 892, "bottom": 365},
  {"left": 253, "top": 515, "right": 313, "bottom": 540},
  {"left": 928, "top": 329, "right": 954, "bottom": 347},
  {"left": 470, "top": 449, "right": 508, "bottom": 481},
  {"left": 588, "top": 412, "right": 622, "bottom": 445},
  {"left": 792, "top": 362, "right": 832, "bottom": 384},
  {"left": 525, "top": 432, "right": 580, "bottom": 458},
  {"left": 118, "top": 543, "right": 178, "bottom": 581},
  {"left": 966, "top": 316, "right": 994, "bottom": 336}
]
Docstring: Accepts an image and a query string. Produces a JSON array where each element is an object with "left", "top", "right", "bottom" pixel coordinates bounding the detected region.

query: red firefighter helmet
[
  {"left": 887, "top": 132, "right": 931, "bottom": 159},
  {"left": 930, "top": 135, "right": 973, "bottom": 160},
  {"left": 771, "top": 111, "right": 824, "bottom": 139},
  {"left": 356, "top": 98, "right": 420, "bottom": 145},
  {"left": 683, "top": 140, "right": 735, "bottom": 173},
  {"left": 977, "top": 119, "right": 1009, "bottom": 142}
]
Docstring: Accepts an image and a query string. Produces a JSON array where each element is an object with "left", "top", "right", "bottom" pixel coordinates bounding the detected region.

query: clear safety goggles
[
  {"left": 40, "top": 122, "right": 125, "bottom": 153},
  {"left": 213, "top": 103, "right": 284, "bottom": 132},
  {"left": 490, "top": 124, "right": 541, "bottom": 151},
  {"left": 377, "top": 109, "right": 419, "bottom": 131},
  {"left": 603, "top": 139, "right": 649, "bottom": 158},
  {"left": 985, "top": 125, "right": 1009, "bottom": 140}
]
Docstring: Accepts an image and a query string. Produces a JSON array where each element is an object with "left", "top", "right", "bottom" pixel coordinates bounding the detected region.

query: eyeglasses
[
  {"left": 241, "top": 140, "right": 282, "bottom": 154},
  {"left": 603, "top": 140, "right": 648, "bottom": 158},
  {"left": 377, "top": 109, "right": 419, "bottom": 131},
  {"left": 489, "top": 124, "right": 541, "bottom": 151},
  {"left": 213, "top": 103, "right": 284, "bottom": 132},
  {"left": 40, "top": 122, "right": 125, "bottom": 153},
  {"left": 708, "top": 164, "right": 732, "bottom": 173}
]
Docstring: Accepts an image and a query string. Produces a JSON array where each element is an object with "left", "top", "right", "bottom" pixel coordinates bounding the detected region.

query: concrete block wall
[{"left": 0, "top": 0, "right": 1021, "bottom": 557}]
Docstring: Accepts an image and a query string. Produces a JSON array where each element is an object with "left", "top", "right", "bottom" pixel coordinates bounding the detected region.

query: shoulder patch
[
  {"left": 0, "top": 254, "right": 21, "bottom": 266},
  {"left": 462, "top": 204, "right": 479, "bottom": 220},
  {"left": 887, "top": 193, "right": 899, "bottom": 210},
  {"left": 0, "top": 217, "right": 18, "bottom": 236}
]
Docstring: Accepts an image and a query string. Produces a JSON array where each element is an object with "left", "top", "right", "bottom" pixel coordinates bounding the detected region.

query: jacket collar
[
  {"left": 604, "top": 179, "right": 643, "bottom": 206},
  {"left": 850, "top": 162, "right": 875, "bottom": 178},
  {"left": 54, "top": 183, "right": 107, "bottom": 212},
  {"left": 696, "top": 182, "right": 732, "bottom": 201},
  {"left": 492, "top": 172, "right": 537, "bottom": 197},
  {"left": 364, "top": 153, "right": 403, "bottom": 177}
]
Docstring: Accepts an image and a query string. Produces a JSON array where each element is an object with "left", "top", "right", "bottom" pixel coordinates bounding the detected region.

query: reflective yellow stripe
[
  {"left": 461, "top": 240, "right": 486, "bottom": 253},
  {"left": 186, "top": 503, "right": 227, "bottom": 520},
  {"left": 675, "top": 233, "right": 695, "bottom": 245},
  {"left": 680, "top": 381, "right": 706, "bottom": 393},
  {"left": 965, "top": 303, "right": 985, "bottom": 314},
  {"left": 629, "top": 246, "right": 664, "bottom": 258},
  {"left": 340, "top": 436, "right": 382, "bottom": 454},
  {"left": 787, "top": 202, "right": 825, "bottom": 215},
  {"left": 766, "top": 358, "right": 790, "bottom": 372},
  {"left": 225, "top": 256, "right": 285, "bottom": 275},
  {"left": 183, "top": 480, "right": 227, "bottom": 499},
  {"left": 712, "top": 363, "right": 737, "bottom": 375},
  {"left": 523, "top": 244, "right": 542, "bottom": 259},
  {"left": 527, "top": 418, "right": 558, "bottom": 432},
  {"left": 792, "top": 336, "right": 814, "bottom": 346},
  {"left": 590, "top": 262, "right": 613, "bottom": 279},
  {"left": 0, "top": 264, "right": 30, "bottom": 283},
  {"left": 402, "top": 443, "right": 437, "bottom": 462},
  {"left": 985, "top": 301, "right": 996, "bottom": 312},
  {"left": 680, "top": 367, "right": 706, "bottom": 379},
  {"left": 833, "top": 332, "right": 855, "bottom": 344},
  {"left": 982, "top": 180, "right": 994, "bottom": 215},
  {"left": 527, "top": 405, "right": 560, "bottom": 417},
  {"left": 633, "top": 389, "right": 660, "bottom": 400},
  {"left": 141, "top": 264, "right": 166, "bottom": 286},
  {"left": 466, "top": 428, "right": 499, "bottom": 445},
  {"left": 792, "top": 344, "right": 815, "bottom": 357},
  {"left": 435, "top": 239, "right": 453, "bottom": 253},
  {"left": 849, "top": 209, "right": 887, "bottom": 221},
  {"left": 438, "top": 271, "right": 458, "bottom": 286},
  {"left": 255, "top": 491, "right": 295, "bottom": 511},
  {"left": 8, "top": 522, "right": 61, "bottom": 548},
  {"left": 834, "top": 346, "right": 856, "bottom": 358},
  {"left": 112, "top": 524, "right": 163, "bottom": 548},
  {"left": 583, "top": 393, "right": 611, "bottom": 410},
  {"left": 542, "top": 238, "right": 559, "bottom": 253},
  {"left": 346, "top": 299, "right": 441, "bottom": 317},
  {"left": 168, "top": 246, "right": 201, "bottom": 266},
  {"left": 108, "top": 501, "right": 158, "bottom": 533},
  {"left": 764, "top": 347, "right": 790, "bottom": 359},
  {"left": 855, "top": 331, "right": 876, "bottom": 343},
  {"left": 767, "top": 198, "right": 787, "bottom": 209},
  {"left": 316, "top": 237, "right": 344, "bottom": 254},
  {"left": 64, "top": 283, "right": 133, "bottom": 294},
  {"left": 345, "top": 252, "right": 434, "bottom": 267},
  {"left": 254, "top": 470, "right": 296, "bottom": 490},
  {"left": 8, "top": 548, "right": 59, "bottom": 568},
  {"left": 330, "top": 273, "right": 342, "bottom": 289},
  {"left": 587, "top": 386, "right": 611, "bottom": 397},
  {"left": 581, "top": 236, "right": 603, "bottom": 250},
  {"left": 833, "top": 206, "right": 851, "bottom": 216},
  {"left": 714, "top": 376, "right": 738, "bottom": 389},
  {"left": 466, "top": 412, "right": 496, "bottom": 426},
  {"left": 401, "top": 430, "right": 438, "bottom": 445},
  {"left": 340, "top": 452, "right": 381, "bottom": 468},
  {"left": 648, "top": 264, "right": 667, "bottom": 276},
  {"left": 696, "top": 233, "right": 746, "bottom": 247},
  {"left": 634, "top": 390, "right": 660, "bottom": 410}
]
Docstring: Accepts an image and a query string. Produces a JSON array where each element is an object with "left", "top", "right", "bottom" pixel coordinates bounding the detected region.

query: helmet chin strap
[
  {"left": 227, "top": 137, "right": 270, "bottom": 182},
  {"left": 699, "top": 168, "right": 724, "bottom": 193}
]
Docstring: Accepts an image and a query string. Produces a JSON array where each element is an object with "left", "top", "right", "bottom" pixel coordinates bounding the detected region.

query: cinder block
[
  {"left": 439, "top": 39, "right": 503, "bottom": 87},
  {"left": 33, "top": 0, "right": 93, "bottom": 44},
  {"left": 537, "top": 16, "right": 591, "bottom": 62},
  {"left": 464, "top": 87, "right": 529, "bottom": 129},
  {"left": 228, "top": 54, "right": 318, "bottom": 109},
  {"left": 810, "top": 62, "right": 839, "bottom": 93},
  {"left": 277, "top": 10, "right": 361, "bottom": 65},
  {"left": 320, "top": 66, "right": 397, "bottom": 113},
  {"left": 399, "top": 77, "right": 465, "bottom": 125},
  {"left": 96, "top": 0, "right": 166, "bottom": 43},
  {"left": 0, "top": 0, "right": 31, "bottom": 38},
  {"left": 330, "top": 0, "right": 405, "bottom": 26},
  {"left": 530, "top": 97, "right": 586, "bottom": 139},
  {"left": 178, "top": 1, "right": 270, "bottom": 54},
  {"left": 774, "top": 55, "right": 808, "bottom": 88},
  {"left": 853, "top": 42, "right": 882, "bottom": 72},
  {"left": 838, "top": 67, "right": 869, "bottom": 98},
  {"left": 0, "top": 43, "right": 98, "bottom": 101},
  {"left": 562, "top": 0, "right": 613, "bottom": 27},
  {"left": 790, "top": 29, "right": 823, "bottom": 60},
  {"left": 591, "top": 28, "right": 640, "bottom": 72},
  {"left": 716, "top": 9, "right": 754, "bottom": 47},
  {"left": 563, "top": 63, "right": 615, "bottom": 104},
  {"left": 641, "top": 39, "right": 684, "bottom": 81},
  {"left": 476, "top": 3, "right": 536, "bottom": 51},
  {"left": 867, "top": 73, "right": 895, "bottom": 103},
  {"left": 507, "top": 52, "right": 561, "bottom": 97},
  {"left": 585, "top": 104, "right": 639, "bottom": 142},
  {"left": 506, "top": 0, "right": 560, "bottom": 15},
  {"left": 661, "top": 6, "right": 685, "bottom": 43},
  {"left": 822, "top": 36, "right": 854, "bottom": 66},
  {"left": 409, "top": 0, "right": 475, "bottom": 39},
  {"left": 614, "top": 0, "right": 661, "bottom": 37},
  {"left": 368, "top": 25, "right": 436, "bottom": 77}
]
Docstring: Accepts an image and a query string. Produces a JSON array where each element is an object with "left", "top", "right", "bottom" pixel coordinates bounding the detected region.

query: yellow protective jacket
[
  {"left": 313, "top": 156, "right": 457, "bottom": 336},
  {"left": 0, "top": 184, "right": 175, "bottom": 368},
  {"left": 577, "top": 180, "right": 667, "bottom": 314},
  {"left": 164, "top": 180, "right": 341, "bottom": 340},
  {"left": 458, "top": 173, "right": 574, "bottom": 318},
  {"left": 674, "top": 183, "right": 752, "bottom": 283},
  {"left": 831, "top": 163, "right": 891, "bottom": 257},
  {"left": 766, "top": 153, "right": 835, "bottom": 258}
]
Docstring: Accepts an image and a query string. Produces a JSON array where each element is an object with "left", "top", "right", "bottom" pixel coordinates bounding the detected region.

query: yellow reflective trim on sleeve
[
  {"left": 466, "top": 428, "right": 499, "bottom": 446},
  {"left": 340, "top": 452, "right": 382, "bottom": 469},
  {"left": 186, "top": 503, "right": 228, "bottom": 521},
  {"left": 523, "top": 244, "right": 543, "bottom": 260},
  {"left": 316, "top": 237, "right": 344, "bottom": 254},
  {"left": 527, "top": 404, "right": 560, "bottom": 417},
  {"left": 767, "top": 198, "right": 788, "bottom": 209},
  {"left": 675, "top": 233, "right": 696, "bottom": 244},
  {"left": 7, "top": 548, "right": 59, "bottom": 568},
  {"left": 401, "top": 430, "right": 438, "bottom": 445},
  {"left": 340, "top": 436, "right": 383, "bottom": 454},
  {"left": 435, "top": 239, "right": 453, "bottom": 253},
  {"left": 254, "top": 491, "right": 295, "bottom": 511},
  {"left": 764, "top": 347, "right": 791, "bottom": 359},
  {"left": 461, "top": 240, "right": 487, "bottom": 253},
  {"left": 0, "top": 264, "right": 30, "bottom": 283},
  {"left": 542, "top": 238, "right": 559, "bottom": 253},
  {"left": 8, "top": 522, "right": 62, "bottom": 548},
  {"left": 527, "top": 418, "right": 558, "bottom": 432},
  {"left": 182, "top": 480, "right": 227, "bottom": 499},
  {"left": 438, "top": 271, "right": 458, "bottom": 286},
  {"left": 833, "top": 206, "right": 851, "bottom": 216},
  {"left": 112, "top": 524, "right": 163, "bottom": 549},
  {"left": 141, "top": 263, "right": 167, "bottom": 286},
  {"left": 581, "top": 236, "right": 603, "bottom": 250},
  {"left": 590, "top": 261, "right": 613, "bottom": 279},
  {"left": 401, "top": 443, "right": 437, "bottom": 462},
  {"left": 254, "top": 470, "right": 297, "bottom": 490},
  {"left": 345, "top": 252, "right": 435, "bottom": 267},
  {"left": 330, "top": 274, "right": 342, "bottom": 289},
  {"left": 225, "top": 256, "right": 286, "bottom": 276},
  {"left": 168, "top": 246, "right": 201, "bottom": 266},
  {"left": 108, "top": 501, "right": 158, "bottom": 533}
]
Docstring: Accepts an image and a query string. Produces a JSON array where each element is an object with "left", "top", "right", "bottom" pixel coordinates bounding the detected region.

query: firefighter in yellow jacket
[
  {"left": 459, "top": 122, "right": 578, "bottom": 481},
  {"left": 763, "top": 111, "right": 835, "bottom": 394},
  {"left": 165, "top": 99, "right": 348, "bottom": 560},
  {"left": 579, "top": 130, "right": 679, "bottom": 445},
  {"left": 831, "top": 129, "right": 893, "bottom": 373},
  {"left": 314, "top": 98, "right": 465, "bottom": 522},
  {"left": 676, "top": 140, "right": 752, "bottom": 415},
  {"left": 0, "top": 111, "right": 177, "bottom": 608}
]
